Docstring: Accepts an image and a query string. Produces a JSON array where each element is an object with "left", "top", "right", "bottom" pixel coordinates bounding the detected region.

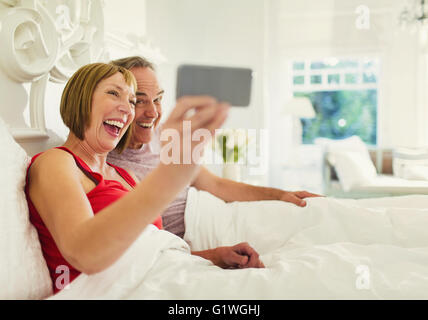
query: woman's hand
[
  {"left": 161, "top": 96, "right": 229, "bottom": 165},
  {"left": 193, "top": 242, "right": 265, "bottom": 269},
  {"left": 278, "top": 190, "right": 323, "bottom": 207},
  {"left": 157, "top": 95, "right": 229, "bottom": 193}
]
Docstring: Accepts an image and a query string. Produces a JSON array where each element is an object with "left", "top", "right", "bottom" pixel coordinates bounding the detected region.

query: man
[{"left": 107, "top": 56, "right": 320, "bottom": 268}]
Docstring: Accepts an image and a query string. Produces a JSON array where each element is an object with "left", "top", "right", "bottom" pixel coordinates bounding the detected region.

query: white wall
[
  {"left": 265, "top": 0, "right": 428, "bottom": 186},
  {"left": 103, "top": 0, "right": 146, "bottom": 37},
  {"left": 269, "top": 0, "right": 428, "bottom": 149},
  {"left": 145, "top": 0, "right": 268, "bottom": 182}
]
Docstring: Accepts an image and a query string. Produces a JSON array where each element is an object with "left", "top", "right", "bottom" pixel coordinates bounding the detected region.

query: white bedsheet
[
  {"left": 351, "top": 174, "right": 428, "bottom": 194},
  {"left": 51, "top": 189, "right": 428, "bottom": 299}
]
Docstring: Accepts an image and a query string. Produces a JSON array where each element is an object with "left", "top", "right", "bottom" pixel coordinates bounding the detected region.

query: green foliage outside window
[{"left": 295, "top": 90, "right": 377, "bottom": 145}]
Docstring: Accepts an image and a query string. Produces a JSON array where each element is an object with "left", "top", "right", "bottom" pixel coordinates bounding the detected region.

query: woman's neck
[{"left": 62, "top": 135, "right": 108, "bottom": 173}]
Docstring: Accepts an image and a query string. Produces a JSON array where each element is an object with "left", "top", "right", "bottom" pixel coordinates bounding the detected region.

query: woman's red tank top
[{"left": 24, "top": 146, "right": 162, "bottom": 294}]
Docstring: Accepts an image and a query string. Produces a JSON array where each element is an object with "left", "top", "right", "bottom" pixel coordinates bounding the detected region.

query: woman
[{"left": 25, "top": 63, "right": 257, "bottom": 294}]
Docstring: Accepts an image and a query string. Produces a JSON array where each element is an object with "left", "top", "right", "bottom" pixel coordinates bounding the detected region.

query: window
[{"left": 291, "top": 57, "right": 379, "bottom": 145}]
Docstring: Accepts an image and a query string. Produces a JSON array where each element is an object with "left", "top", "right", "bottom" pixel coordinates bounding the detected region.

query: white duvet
[{"left": 51, "top": 188, "right": 428, "bottom": 300}]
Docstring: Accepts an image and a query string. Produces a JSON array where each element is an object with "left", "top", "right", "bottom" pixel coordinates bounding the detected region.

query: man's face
[{"left": 128, "top": 66, "right": 164, "bottom": 148}]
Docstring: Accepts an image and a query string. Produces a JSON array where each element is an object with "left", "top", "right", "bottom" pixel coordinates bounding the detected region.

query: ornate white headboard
[{"left": 0, "top": 0, "right": 105, "bottom": 142}]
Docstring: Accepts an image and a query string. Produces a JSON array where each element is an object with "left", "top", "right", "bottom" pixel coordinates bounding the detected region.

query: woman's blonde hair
[{"left": 60, "top": 63, "right": 137, "bottom": 153}]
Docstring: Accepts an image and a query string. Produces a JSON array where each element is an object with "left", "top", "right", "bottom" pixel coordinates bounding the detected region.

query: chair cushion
[{"left": 316, "top": 136, "right": 377, "bottom": 191}]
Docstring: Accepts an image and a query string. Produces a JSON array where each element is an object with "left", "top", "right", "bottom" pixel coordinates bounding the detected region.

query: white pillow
[
  {"left": 402, "top": 165, "right": 428, "bottom": 181},
  {"left": 331, "top": 151, "right": 377, "bottom": 191},
  {"left": 0, "top": 117, "right": 53, "bottom": 299},
  {"left": 315, "top": 136, "right": 371, "bottom": 166},
  {"left": 316, "top": 136, "right": 377, "bottom": 191},
  {"left": 393, "top": 147, "right": 428, "bottom": 179}
]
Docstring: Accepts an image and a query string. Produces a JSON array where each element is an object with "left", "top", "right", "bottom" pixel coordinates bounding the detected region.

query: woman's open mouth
[{"left": 103, "top": 120, "right": 124, "bottom": 137}]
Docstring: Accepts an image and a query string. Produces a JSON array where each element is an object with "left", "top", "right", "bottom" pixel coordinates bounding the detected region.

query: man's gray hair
[{"left": 110, "top": 56, "right": 155, "bottom": 71}]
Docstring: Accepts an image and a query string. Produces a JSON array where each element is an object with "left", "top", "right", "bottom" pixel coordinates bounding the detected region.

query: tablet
[{"left": 176, "top": 64, "right": 252, "bottom": 106}]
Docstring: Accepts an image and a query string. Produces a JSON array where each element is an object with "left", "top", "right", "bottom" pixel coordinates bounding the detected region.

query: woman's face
[
  {"left": 128, "top": 67, "right": 163, "bottom": 148},
  {"left": 85, "top": 72, "right": 136, "bottom": 153}
]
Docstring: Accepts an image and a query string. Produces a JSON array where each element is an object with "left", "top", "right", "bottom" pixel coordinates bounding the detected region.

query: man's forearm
[
  {"left": 192, "top": 167, "right": 319, "bottom": 207},
  {"left": 205, "top": 178, "right": 283, "bottom": 203},
  {"left": 192, "top": 167, "right": 284, "bottom": 202},
  {"left": 192, "top": 249, "right": 220, "bottom": 266}
]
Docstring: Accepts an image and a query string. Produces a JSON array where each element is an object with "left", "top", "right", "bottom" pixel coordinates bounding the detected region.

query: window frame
[{"left": 291, "top": 57, "right": 380, "bottom": 92}]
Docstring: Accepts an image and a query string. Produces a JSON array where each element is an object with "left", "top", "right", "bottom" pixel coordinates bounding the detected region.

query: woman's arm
[
  {"left": 30, "top": 150, "right": 193, "bottom": 274},
  {"left": 29, "top": 97, "right": 229, "bottom": 275}
]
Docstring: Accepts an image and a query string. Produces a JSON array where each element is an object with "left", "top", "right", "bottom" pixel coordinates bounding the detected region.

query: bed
[{"left": 3, "top": 117, "right": 428, "bottom": 300}]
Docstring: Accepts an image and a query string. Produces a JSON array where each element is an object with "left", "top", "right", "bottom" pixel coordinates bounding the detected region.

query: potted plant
[{"left": 215, "top": 129, "right": 249, "bottom": 181}]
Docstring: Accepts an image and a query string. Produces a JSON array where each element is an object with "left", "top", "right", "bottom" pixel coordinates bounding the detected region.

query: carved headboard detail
[{"left": 0, "top": 0, "right": 105, "bottom": 141}]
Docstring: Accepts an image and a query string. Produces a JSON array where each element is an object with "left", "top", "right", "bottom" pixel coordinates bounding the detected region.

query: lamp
[{"left": 283, "top": 97, "right": 316, "bottom": 146}]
